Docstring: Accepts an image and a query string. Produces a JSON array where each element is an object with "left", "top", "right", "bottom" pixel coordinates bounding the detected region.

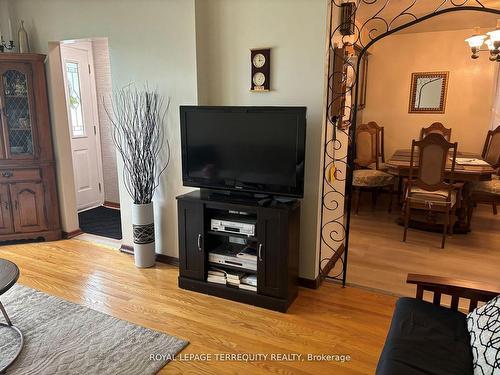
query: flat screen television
[{"left": 180, "top": 106, "right": 306, "bottom": 198}]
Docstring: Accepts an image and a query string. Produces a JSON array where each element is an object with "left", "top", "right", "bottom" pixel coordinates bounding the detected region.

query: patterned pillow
[{"left": 467, "top": 295, "right": 500, "bottom": 375}]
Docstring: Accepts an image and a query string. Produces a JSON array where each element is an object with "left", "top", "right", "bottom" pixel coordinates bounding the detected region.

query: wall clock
[{"left": 250, "top": 48, "right": 270, "bottom": 91}]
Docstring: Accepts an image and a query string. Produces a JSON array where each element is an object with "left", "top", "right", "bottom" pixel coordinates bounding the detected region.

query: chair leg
[
  {"left": 467, "top": 203, "right": 474, "bottom": 230},
  {"left": 403, "top": 201, "right": 410, "bottom": 242},
  {"left": 388, "top": 183, "right": 394, "bottom": 213},
  {"left": 0, "top": 300, "right": 12, "bottom": 326},
  {"left": 442, "top": 208, "right": 449, "bottom": 249},
  {"left": 371, "top": 189, "right": 378, "bottom": 210},
  {"left": 493, "top": 202, "right": 498, "bottom": 215},
  {"left": 354, "top": 187, "right": 361, "bottom": 215}
]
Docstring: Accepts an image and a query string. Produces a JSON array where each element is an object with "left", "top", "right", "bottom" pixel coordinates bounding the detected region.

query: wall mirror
[{"left": 408, "top": 71, "right": 449, "bottom": 114}]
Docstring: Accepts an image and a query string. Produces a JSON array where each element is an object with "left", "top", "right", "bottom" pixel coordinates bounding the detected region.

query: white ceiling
[{"left": 355, "top": 0, "right": 500, "bottom": 34}]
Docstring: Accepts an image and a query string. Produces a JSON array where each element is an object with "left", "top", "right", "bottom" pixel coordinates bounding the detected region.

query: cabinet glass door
[{"left": 2, "top": 68, "right": 34, "bottom": 157}]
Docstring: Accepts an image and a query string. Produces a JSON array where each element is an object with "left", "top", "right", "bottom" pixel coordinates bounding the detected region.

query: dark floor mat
[{"left": 78, "top": 206, "right": 122, "bottom": 240}]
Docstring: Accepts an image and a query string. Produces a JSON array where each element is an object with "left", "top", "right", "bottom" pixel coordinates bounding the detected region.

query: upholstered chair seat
[
  {"left": 408, "top": 187, "right": 457, "bottom": 207},
  {"left": 471, "top": 176, "right": 500, "bottom": 195},
  {"left": 353, "top": 169, "right": 394, "bottom": 187}
]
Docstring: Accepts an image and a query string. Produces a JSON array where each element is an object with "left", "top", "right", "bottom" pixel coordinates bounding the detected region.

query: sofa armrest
[{"left": 407, "top": 273, "right": 500, "bottom": 312}]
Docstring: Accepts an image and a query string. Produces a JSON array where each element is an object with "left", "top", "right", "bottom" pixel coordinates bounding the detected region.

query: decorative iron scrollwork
[{"left": 319, "top": 0, "right": 499, "bottom": 286}]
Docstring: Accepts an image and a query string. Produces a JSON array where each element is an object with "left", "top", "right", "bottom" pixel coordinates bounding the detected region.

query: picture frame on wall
[{"left": 352, "top": 45, "right": 369, "bottom": 110}]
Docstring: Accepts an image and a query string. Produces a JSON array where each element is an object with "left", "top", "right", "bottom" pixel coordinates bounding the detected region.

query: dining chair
[
  {"left": 420, "top": 122, "right": 452, "bottom": 141},
  {"left": 467, "top": 126, "right": 500, "bottom": 225},
  {"left": 365, "top": 121, "right": 388, "bottom": 171},
  {"left": 402, "top": 133, "right": 460, "bottom": 248},
  {"left": 481, "top": 125, "right": 500, "bottom": 169},
  {"left": 353, "top": 122, "right": 394, "bottom": 214}
]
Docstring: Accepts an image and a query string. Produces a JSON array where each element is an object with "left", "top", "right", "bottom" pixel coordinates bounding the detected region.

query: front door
[{"left": 61, "top": 44, "right": 104, "bottom": 211}]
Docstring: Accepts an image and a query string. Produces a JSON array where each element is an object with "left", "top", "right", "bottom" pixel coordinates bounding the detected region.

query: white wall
[
  {"left": 9, "top": 0, "right": 199, "bottom": 255},
  {"left": 92, "top": 38, "right": 120, "bottom": 204},
  {"left": 195, "top": 0, "right": 327, "bottom": 279}
]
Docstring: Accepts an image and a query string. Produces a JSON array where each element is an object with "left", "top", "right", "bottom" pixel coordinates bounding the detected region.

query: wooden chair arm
[{"left": 407, "top": 273, "right": 500, "bottom": 312}]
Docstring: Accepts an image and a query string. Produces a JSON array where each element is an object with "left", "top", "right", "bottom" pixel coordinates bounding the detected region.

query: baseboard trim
[
  {"left": 119, "top": 244, "right": 134, "bottom": 254},
  {"left": 298, "top": 244, "right": 345, "bottom": 290},
  {"left": 298, "top": 276, "right": 321, "bottom": 289},
  {"left": 156, "top": 253, "right": 180, "bottom": 266},
  {"left": 120, "top": 245, "right": 179, "bottom": 266},
  {"left": 104, "top": 201, "right": 120, "bottom": 209},
  {"left": 62, "top": 229, "right": 83, "bottom": 239}
]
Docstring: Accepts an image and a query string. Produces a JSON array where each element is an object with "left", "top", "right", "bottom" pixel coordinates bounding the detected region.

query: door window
[{"left": 65, "top": 61, "right": 85, "bottom": 137}]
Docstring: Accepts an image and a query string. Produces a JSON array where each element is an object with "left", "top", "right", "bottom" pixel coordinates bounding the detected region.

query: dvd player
[
  {"left": 210, "top": 218, "right": 255, "bottom": 236},
  {"left": 209, "top": 248, "right": 257, "bottom": 271}
]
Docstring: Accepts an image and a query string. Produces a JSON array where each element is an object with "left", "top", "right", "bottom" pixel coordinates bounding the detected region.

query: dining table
[{"left": 386, "top": 149, "right": 496, "bottom": 233}]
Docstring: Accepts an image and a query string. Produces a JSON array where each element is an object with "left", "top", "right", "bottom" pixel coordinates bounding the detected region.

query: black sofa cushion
[{"left": 376, "top": 297, "right": 474, "bottom": 375}]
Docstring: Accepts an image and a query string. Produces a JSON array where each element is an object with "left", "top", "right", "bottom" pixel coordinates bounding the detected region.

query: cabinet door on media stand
[
  {"left": 178, "top": 200, "right": 205, "bottom": 281},
  {"left": 257, "top": 208, "right": 286, "bottom": 299}
]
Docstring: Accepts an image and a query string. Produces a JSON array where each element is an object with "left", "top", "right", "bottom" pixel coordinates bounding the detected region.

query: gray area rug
[{"left": 0, "top": 284, "right": 188, "bottom": 374}]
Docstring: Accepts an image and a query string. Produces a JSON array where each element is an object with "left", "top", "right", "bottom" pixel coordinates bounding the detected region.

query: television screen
[{"left": 180, "top": 106, "right": 306, "bottom": 198}]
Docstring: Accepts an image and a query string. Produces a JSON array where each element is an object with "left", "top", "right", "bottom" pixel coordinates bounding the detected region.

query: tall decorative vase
[
  {"left": 18, "top": 20, "right": 29, "bottom": 53},
  {"left": 132, "top": 202, "right": 156, "bottom": 268}
]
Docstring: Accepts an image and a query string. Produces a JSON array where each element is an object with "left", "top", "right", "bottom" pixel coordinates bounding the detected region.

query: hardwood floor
[
  {"left": 349, "top": 197, "right": 500, "bottom": 297},
  {"left": 0, "top": 239, "right": 396, "bottom": 374}
]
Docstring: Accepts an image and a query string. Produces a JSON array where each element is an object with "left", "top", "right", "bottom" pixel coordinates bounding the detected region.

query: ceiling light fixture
[{"left": 466, "top": 23, "right": 500, "bottom": 62}]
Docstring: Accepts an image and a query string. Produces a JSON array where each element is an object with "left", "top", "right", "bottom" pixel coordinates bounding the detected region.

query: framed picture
[
  {"left": 353, "top": 45, "right": 369, "bottom": 110},
  {"left": 408, "top": 71, "right": 449, "bottom": 114}
]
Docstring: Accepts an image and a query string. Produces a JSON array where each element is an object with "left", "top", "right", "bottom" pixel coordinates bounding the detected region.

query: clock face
[
  {"left": 252, "top": 53, "right": 266, "bottom": 68},
  {"left": 253, "top": 72, "right": 266, "bottom": 87}
]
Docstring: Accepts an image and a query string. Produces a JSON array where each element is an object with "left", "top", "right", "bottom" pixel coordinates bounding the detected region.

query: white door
[{"left": 61, "top": 44, "right": 104, "bottom": 211}]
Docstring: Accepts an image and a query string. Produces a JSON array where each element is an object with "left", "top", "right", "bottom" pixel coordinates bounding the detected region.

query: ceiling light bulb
[
  {"left": 465, "top": 34, "right": 486, "bottom": 48},
  {"left": 485, "top": 38, "right": 495, "bottom": 50},
  {"left": 487, "top": 29, "right": 500, "bottom": 43}
]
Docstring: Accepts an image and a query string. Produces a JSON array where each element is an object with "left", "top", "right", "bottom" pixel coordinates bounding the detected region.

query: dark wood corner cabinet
[
  {"left": 0, "top": 54, "right": 61, "bottom": 242},
  {"left": 177, "top": 191, "right": 300, "bottom": 312}
]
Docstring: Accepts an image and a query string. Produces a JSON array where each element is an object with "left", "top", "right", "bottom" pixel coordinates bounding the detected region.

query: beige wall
[
  {"left": 9, "top": 0, "right": 199, "bottom": 256},
  {"left": 363, "top": 29, "right": 496, "bottom": 158},
  {"left": 195, "top": 0, "right": 328, "bottom": 279}
]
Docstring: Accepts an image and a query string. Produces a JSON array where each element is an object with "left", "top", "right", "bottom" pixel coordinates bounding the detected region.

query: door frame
[{"left": 60, "top": 41, "right": 105, "bottom": 211}]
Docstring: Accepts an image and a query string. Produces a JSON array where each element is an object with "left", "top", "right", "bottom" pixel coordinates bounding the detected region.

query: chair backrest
[
  {"left": 355, "top": 122, "right": 380, "bottom": 168},
  {"left": 366, "top": 121, "right": 386, "bottom": 164},
  {"left": 482, "top": 126, "right": 500, "bottom": 169},
  {"left": 409, "top": 133, "right": 458, "bottom": 192},
  {"left": 420, "top": 122, "right": 452, "bottom": 141}
]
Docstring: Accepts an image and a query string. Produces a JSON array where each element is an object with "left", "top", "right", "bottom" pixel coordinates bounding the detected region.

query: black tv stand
[
  {"left": 200, "top": 189, "right": 297, "bottom": 207},
  {"left": 176, "top": 190, "right": 300, "bottom": 312}
]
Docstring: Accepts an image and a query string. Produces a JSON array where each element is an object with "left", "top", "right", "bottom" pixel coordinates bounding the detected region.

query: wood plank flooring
[
  {"left": 349, "top": 198, "right": 500, "bottom": 297},
  {"left": 0, "top": 239, "right": 396, "bottom": 374}
]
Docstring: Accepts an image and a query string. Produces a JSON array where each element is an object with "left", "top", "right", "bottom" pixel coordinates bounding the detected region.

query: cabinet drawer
[{"left": 0, "top": 169, "right": 41, "bottom": 182}]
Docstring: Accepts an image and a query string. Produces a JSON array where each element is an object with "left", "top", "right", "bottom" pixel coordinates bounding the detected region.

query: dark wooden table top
[
  {"left": 0, "top": 259, "right": 19, "bottom": 295},
  {"left": 386, "top": 149, "right": 496, "bottom": 182}
]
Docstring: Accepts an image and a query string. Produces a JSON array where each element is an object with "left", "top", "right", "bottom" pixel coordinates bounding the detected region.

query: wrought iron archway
[{"left": 319, "top": 0, "right": 500, "bottom": 285}]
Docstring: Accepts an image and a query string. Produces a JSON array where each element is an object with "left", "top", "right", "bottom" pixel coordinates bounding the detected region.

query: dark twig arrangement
[{"left": 105, "top": 85, "right": 170, "bottom": 204}]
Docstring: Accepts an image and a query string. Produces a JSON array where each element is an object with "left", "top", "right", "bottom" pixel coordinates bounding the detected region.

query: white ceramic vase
[{"left": 132, "top": 202, "right": 156, "bottom": 268}]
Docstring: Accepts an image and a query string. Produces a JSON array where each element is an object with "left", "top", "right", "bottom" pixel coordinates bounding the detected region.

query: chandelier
[{"left": 465, "top": 25, "right": 500, "bottom": 62}]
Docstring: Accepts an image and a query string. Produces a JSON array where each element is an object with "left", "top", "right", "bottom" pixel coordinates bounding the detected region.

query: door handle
[
  {"left": 4, "top": 201, "right": 8, "bottom": 210},
  {"left": 258, "top": 244, "right": 263, "bottom": 261},
  {"left": 197, "top": 234, "right": 202, "bottom": 252},
  {"left": 1, "top": 171, "right": 13, "bottom": 178}
]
